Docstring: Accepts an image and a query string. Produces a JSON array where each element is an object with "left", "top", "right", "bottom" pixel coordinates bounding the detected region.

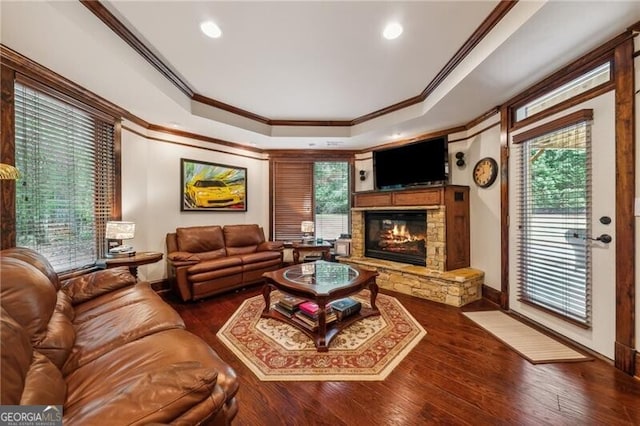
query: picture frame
[{"left": 180, "top": 158, "right": 247, "bottom": 211}]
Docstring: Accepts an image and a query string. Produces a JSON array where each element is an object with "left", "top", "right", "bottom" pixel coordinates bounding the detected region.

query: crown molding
[{"left": 81, "top": 0, "right": 517, "bottom": 128}]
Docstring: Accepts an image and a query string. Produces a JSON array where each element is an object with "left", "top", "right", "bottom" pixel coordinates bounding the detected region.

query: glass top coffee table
[{"left": 261, "top": 261, "right": 379, "bottom": 352}]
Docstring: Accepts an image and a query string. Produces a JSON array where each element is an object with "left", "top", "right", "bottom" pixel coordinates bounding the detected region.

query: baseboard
[
  {"left": 482, "top": 284, "right": 502, "bottom": 306},
  {"left": 614, "top": 341, "right": 637, "bottom": 376}
]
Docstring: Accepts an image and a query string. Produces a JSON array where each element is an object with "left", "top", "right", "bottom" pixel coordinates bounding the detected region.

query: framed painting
[{"left": 181, "top": 158, "right": 247, "bottom": 211}]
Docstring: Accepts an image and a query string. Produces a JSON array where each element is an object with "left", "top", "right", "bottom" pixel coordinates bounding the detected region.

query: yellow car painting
[{"left": 186, "top": 179, "right": 243, "bottom": 208}]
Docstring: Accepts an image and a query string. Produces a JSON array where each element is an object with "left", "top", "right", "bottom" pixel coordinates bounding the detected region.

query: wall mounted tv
[{"left": 373, "top": 136, "right": 449, "bottom": 190}]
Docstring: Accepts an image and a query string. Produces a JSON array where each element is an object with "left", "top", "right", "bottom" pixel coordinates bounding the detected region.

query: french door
[{"left": 509, "top": 94, "right": 616, "bottom": 359}]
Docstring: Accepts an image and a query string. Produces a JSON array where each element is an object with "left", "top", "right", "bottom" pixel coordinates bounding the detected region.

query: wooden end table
[
  {"left": 99, "top": 251, "right": 163, "bottom": 280},
  {"left": 261, "top": 261, "right": 379, "bottom": 352},
  {"left": 292, "top": 241, "right": 332, "bottom": 263}
]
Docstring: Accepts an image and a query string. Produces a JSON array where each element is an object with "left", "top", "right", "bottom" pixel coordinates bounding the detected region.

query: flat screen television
[{"left": 373, "top": 136, "right": 449, "bottom": 190}]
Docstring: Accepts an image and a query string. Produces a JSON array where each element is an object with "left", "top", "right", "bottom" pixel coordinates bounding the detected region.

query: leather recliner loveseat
[
  {"left": 166, "top": 224, "right": 283, "bottom": 302},
  {"left": 0, "top": 247, "right": 239, "bottom": 425}
]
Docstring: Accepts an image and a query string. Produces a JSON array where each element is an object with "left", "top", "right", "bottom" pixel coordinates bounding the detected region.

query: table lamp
[
  {"left": 105, "top": 221, "right": 136, "bottom": 257},
  {"left": 301, "top": 221, "right": 315, "bottom": 244}
]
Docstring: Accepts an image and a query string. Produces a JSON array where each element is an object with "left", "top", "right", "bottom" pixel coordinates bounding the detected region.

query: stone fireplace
[{"left": 338, "top": 186, "right": 484, "bottom": 307}]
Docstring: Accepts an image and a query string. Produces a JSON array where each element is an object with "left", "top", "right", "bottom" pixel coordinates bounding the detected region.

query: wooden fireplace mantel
[{"left": 352, "top": 185, "right": 470, "bottom": 271}]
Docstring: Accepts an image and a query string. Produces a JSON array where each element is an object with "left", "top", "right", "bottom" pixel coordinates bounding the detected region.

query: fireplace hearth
[{"left": 365, "top": 211, "right": 427, "bottom": 266}]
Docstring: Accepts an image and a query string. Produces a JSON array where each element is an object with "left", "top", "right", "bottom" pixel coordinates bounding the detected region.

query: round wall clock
[{"left": 472, "top": 157, "right": 498, "bottom": 188}]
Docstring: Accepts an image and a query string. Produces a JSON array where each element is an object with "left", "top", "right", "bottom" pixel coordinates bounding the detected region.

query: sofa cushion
[
  {"left": 63, "top": 329, "right": 238, "bottom": 425},
  {"left": 73, "top": 282, "right": 163, "bottom": 324},
  {"left": 63, "top": 283, "right": 185, "bottom": 375},
  {"left": 1, "top": 308, "right": 33, "bottom": 405},
  {"left": 36, "top": 294, "right": 76, "bottom": 370},
  {"left": 0, "top": 257, "right": 57, "bottom": 340},
  {"left": 187, "top": 256, "right": 243, "bottom": 275},
  {"left": 61, "top": 267, "right": 136, "bottom": 305},
  {"left": 1, "top": 247, "right": 61, "bottom": 290},
  {"left": 177, "top": 225, "right": 226, "bottom": 254},
  {"left": 21, "top": 351, "right": 66, "bottom": 406},
  {"left": 0, "top": 307, "right": 67, "bottom": 406},
  {"left": 224, "top": 224, "right": 263, "bottom": 255},
  {"left": 239, "top": 251, "right": 282, "bottom": 265}
]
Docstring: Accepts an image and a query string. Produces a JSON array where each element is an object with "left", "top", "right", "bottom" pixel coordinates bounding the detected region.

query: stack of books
[
  {"left": 329, "top": 297, "right": 362, "bottom": 320},
  {"left": 292, "top": 301, "right": 337, "bottom": 331},
  {"left": 272, "top": 295, "right": 306, "bottom": 318}
]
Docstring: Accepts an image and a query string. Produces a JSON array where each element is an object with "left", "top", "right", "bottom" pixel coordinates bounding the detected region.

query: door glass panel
[{"left": 517, "top": 121, "right": 592, "bottom": 325}]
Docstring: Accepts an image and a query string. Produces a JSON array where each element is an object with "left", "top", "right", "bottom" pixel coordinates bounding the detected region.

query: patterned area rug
[{"left": 217, "top": 291, "right": 426, "bottom": 381}]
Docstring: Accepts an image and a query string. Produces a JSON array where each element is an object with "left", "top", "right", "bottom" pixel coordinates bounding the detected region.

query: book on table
[
  {"left": 272, "top": 295, "right": 307, "bottom": 317},
  {"left": 298, "top": 301, "right": 332, "bottom": 316},
  {"left": 293, "top": 311, "right": 337, "bottom": 330},
  {"left": 279, "top": 295, "right": 306, "bottom": 310},
  {"left": 330, "top": 297, "right": 362, "bottom": 320}
]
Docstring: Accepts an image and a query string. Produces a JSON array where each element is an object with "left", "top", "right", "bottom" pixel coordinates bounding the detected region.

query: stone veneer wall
[{"left": 346, "top": 207, "right": 483, "bottom": 307}]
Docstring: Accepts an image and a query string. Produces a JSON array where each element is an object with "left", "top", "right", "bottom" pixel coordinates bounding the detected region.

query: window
[
  {"left": 272, "top": 160, "right": 350, "bottom": 241},
  {"left": 14, "top": 81, "right": 117, "bottom": 272},
  {"left": 514, "top": 112, "right": 592, "bottom": 326},
  {"left": 514, "top": 62, "right": 610, "bottom": 122},
  {"left": 314, "top": 162, "right": 349, "bottom": 240}
]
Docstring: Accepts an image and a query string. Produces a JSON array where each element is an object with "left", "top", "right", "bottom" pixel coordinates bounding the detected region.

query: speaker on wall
[
  {"left": 455, "top": 152, "right": 465, "bottom": 167},
  {"left": 359, "top": 170, "right": 367, "bottom": 181}
]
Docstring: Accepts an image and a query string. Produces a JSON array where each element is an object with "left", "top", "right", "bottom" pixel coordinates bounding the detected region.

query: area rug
[
  {"left": 217, "top": 291, "right": 426, "bottom": 381},
  {"left": 462, "top": 311, "right": 591, "bottom": 364}
]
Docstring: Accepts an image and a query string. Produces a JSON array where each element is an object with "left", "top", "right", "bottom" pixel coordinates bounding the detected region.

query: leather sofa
[
  {"left": 0, "top": 247, "right": 238, "bottom": 425},
  {"left": 166, "top": 224, "right": 283, "bottom": 302}
]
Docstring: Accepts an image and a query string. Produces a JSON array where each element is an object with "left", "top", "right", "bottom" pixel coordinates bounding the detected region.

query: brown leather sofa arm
[
  {"left": 168, "top": 251, "right": 201, "bottom": 263},
  {"left": 171, "top": 266, "right": 193, "bottom": 302},
  {"left": 61, "top": 268, "right": 136, "bottom": 305},
  {"left": 258, "top": 241, "right": 284, "bottom": 252}
]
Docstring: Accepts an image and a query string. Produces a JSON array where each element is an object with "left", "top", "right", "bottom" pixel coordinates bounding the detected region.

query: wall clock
[{"left": 472, "top": 157, "right": 498, "bottom": 188}]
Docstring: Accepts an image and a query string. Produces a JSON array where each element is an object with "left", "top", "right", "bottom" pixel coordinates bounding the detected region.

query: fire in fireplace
[{"left": 365, "top": 211, "right": 427, "bottom": 266}]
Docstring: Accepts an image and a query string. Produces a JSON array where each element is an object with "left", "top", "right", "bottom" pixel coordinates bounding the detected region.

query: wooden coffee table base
[{"left": 261, "top": 275, "right": 380, "bottom": 352}]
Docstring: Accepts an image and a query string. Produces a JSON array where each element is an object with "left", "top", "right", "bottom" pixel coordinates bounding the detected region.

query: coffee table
[{"left": 261, "top": 261, "right": 379, "bottom": 352}]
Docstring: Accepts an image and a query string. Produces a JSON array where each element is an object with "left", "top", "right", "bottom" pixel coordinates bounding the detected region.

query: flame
[{"left": 390, "top": 224, "right": 418, "bottom": 242}]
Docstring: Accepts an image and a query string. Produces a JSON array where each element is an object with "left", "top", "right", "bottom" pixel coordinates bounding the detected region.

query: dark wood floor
[{"left": 165, "top": 286, "right": 640, "bottom": 426}]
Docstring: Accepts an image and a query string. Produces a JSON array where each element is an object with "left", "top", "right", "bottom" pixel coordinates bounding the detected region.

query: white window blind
[
  {"left": 14, "top": 81, "right": 116, "bottom": 272},
  {"left": 515, "top": 119, "right": 592, "bottom": 326}
]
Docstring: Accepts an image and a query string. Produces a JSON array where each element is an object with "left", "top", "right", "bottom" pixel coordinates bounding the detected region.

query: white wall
[
  {"left": 449, "top": 117, "right": 502, "bottom": 290},
  {"left": 121, "top": 123, "right": 270, "bottom": 282}
]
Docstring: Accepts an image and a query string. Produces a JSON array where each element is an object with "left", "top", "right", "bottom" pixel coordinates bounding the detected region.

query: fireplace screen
[{"left": 365, "top": 211, "right": 427, "bottom": 266}]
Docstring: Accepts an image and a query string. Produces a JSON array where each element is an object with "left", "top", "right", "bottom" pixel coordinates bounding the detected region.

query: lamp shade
[
  {"left": 0, "top": 163, "right": 20, "bottom": 180},
  {"left": 105, "top": 221, "right": 135, "bottom": 240},
  {"left": 300, "top": 221, "right": 314, "bottom": 233}
]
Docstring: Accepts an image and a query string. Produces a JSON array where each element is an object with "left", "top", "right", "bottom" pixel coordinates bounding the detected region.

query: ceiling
[{"left": 3, "top": 1, "right": 640, "bottom": 151}]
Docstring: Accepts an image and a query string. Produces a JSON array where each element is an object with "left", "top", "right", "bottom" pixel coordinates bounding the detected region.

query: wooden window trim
[{"left": 512, "top": 109, "right": 594, "bottom": 144}]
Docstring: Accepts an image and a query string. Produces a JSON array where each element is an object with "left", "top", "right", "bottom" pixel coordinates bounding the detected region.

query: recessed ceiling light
[
  {"left": 383, "top": 22, "right": 403, "bottom": 40},
  {"left": 200, "top": 21, "right": 222, "bottom": 39}
]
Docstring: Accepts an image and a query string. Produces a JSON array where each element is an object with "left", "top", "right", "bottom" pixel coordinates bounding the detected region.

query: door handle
[
  {"left": 571, "top": 233, "right": 612, "bottom": 244},
  {"left": 586, "top": 234, "right": 612, "bottom": 244}
]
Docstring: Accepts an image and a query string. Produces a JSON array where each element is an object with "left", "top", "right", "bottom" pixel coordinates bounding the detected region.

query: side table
[
  {"left": 292, "top": 241, "right": 332, "bottom": 264},
  {"left": 98, "top": 251, "right": 163, "bottom": 280}
]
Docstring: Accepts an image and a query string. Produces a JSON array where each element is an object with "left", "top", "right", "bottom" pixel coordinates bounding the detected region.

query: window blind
[
  {"left": 273, "top": 161, "right": 313, "bottom": 241},
  {"left": 515, "top": 120, "right": 592, "bottom": 326},
  {"left": 14, "top": 82, "right": 116, "bottom": 272},
  {"left": 314, "top": 162, "right": 350, "bottom": 240}
]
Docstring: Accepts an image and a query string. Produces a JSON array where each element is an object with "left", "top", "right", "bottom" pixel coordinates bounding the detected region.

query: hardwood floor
[{"left": 165, "top": 286, "right": 640, "bottom": 426}]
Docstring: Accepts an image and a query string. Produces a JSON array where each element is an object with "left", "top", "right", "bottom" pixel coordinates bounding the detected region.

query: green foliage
[
  {"left": 314, "top": 162, "right": 349, "bottom": 214},
  {"left": 529, "top": 148, "right": 587, "bottom": 211}
]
